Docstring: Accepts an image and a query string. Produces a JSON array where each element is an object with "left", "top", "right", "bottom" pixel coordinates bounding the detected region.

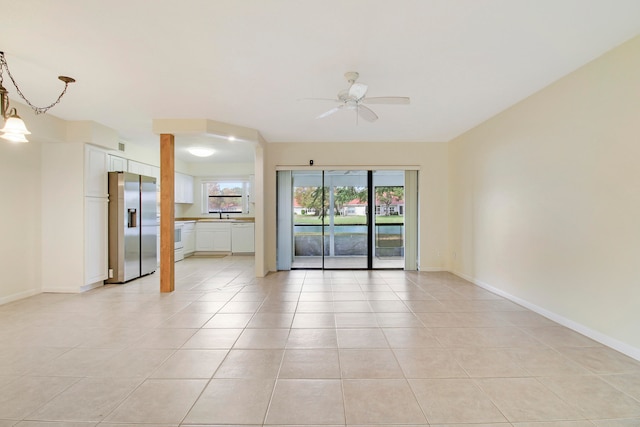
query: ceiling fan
[{"left": 307, "top": 71, "right": 410, "bottom": 122}]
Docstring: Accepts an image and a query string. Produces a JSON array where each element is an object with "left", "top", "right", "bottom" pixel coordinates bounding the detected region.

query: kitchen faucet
[{"left": 219, "top": 211, "right": 222, "bottom": 219}]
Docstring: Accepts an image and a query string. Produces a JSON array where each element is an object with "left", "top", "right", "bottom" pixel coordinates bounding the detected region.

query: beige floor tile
[
  {"left": 383, "top": 327, "right": 441, "bottom": 348},
  {"left": 279, "top": 349, "right": 340, "bottom": 379},
  {"left": 257, "top": 301, "right": 298, "bottom": 313},
  {"left": 540, "top": 375, "right": 640, "bottom": 419},
  {"left": 130, "top": 328, "right": 197, "bottom": 348},
  {"left": 0, "top": 347, "right": 69, "bottom": 375},
  {"left": 592, "top": 419, "right": 640, "bottom": 426},
  {"left": 337, "top": 328, "right": 389, "bottom": 348},
  {"left": 477, "top": 377, "right": 583, "bottom": 422},
  {"left": 339, "top": 349, "right": 404, "bottom": 378},
  {"left": 14, "top": 422, "right": 99, "bottom": 427},
  {"left": 430, "top": 424, "right": 514, "bottom": 427},
  {"left": 214, "top": 349, "right": 283, "bottom": 378},
  {"left": 525, "top": 326, "right": 602, "bottom": 348},
  {"left": 0, "top": 376, "right": 78, "bottom": 419},
  {"left": 233, "top": 328, "right": 290, "bottom": 349},
  {"left": 333, "top": 301, "right": 373, "bottom": 312},
  {"left": 179, "top": 300, "right": 226, "bottom": 313},
  {"left": 182, "top": 328, "right": 243, "bottom": 349},
  {"left": 432, "top": 327, "right": 486, "bottom": 347},
  {"left": 507, "top": 347, "right": 591, "bottom": 376},
  {"left": 157, "top": 312, "right": 214, "bottom": 328},
  {"left": 511, "top": 423, "right": 595, "bottom": 427},
  {"left": 4, "top": 260, "right": 640, "bottom": 427},
  {"left": 603, "top": 373, "right": 640, "bottom": 400},
  {"left": 559, "top": 347, "right": 640, "bottom": 374},
  {"left": 332, "top": 291, "right": 366, "bottom": 301},
  {"left": 291, "top": 313, "right": 336, "bottom": 328},
  {"left": 77, "top": 327, "right": 148, "bottom": 349},
  {"left": 479, "top": 327, "right": 545, "bottom": 347},
  {"left": 342, "top": 379, "right": 427, "bottom": 424},
  {"left": 368, "top": 300, "right": 411, "bottom": 313},
  {"left": 410, "top": 378, "right": 507, "bottom": 424},
  {"left": 403, "top": 299, "right": 448, "bottom": 312},
  {"left": 265, "top": 379, "right": 345, "bottom": 424},
  {"left": 150, "top": 349, "right": 227, "bottom": 378},
  {"left": 100, "top": 348, "right": 175, "bottom": 378},
  {"left": 364, "top": 291, "right": 399, "bottom": 300},
  {"left": 203, "top": 312, "right": 253, "bottom": 328},
  {"left": 217, "top": 301, "right": 263, "bottom": 313},
  {"left": 26, "top": 377, "right": 141, "bottom": 422},
  {"left": 296, "top": 301, "right": 334, "bottom": 312},
  {"left": 247, "top": 312, "right": 294, "bottom": 328},
  {"left": 375, "top": 312, "right": 424, "bottom": 327},
  {"left": 31, "top": 348, "right": 121, "bottom": 377},
  {"left": 104, "top": 379, "right": 206, "bottom": 423},
  {"left": 287, "top": 328, "right": 338, "bottom": 348},
  {"left": 395, "top": 348, "right": 468, "bottom": 378},
  {"left": 183, "top": 378, "right": 274, "bottom": 424},
  {"left": 335, "top": 312, "right": 379, "bottom": 328},
  {"left": 496, "top": 310, "right": 558, "bottom": 327}
]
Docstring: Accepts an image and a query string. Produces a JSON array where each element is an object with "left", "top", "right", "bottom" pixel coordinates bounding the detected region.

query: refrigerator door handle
[{"left": 127, "top": 208, "right": 137, "bottom": 228}]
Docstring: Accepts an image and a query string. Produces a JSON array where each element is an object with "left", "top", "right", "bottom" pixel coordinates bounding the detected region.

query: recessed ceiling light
[{"left": 187, "top": 147, "right": 214, "bottom": 157}]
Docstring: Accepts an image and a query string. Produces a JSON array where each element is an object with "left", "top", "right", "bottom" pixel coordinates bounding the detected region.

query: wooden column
[{"left": 160, "top": 134, "right": 175, "bottom": 292}]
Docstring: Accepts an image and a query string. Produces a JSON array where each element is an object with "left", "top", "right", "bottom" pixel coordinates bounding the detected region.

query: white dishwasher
[{"left": 231, "top": 222, "right": 255, "bottom": 253}]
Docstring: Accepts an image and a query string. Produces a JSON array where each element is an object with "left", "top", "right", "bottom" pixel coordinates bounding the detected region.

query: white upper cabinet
[
  {"left": 108, "top": 155, "right": 128, "bottom": 172},
  {"left": 175, "top": 172, "right": 194, "bottom": 203},
  {"left": 85, "top": 145, "right": 109, "bottom": 198}
]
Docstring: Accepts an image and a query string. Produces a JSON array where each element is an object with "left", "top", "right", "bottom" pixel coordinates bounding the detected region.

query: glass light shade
[
  {"left": 0, "top": 132, "right": 29, "bottom": 143},
  {"left": 187, "top": 147, "right": 214, "bottom": 157},
  {"left": 0, "top": 114, "right": 31, "bottom": 136}
]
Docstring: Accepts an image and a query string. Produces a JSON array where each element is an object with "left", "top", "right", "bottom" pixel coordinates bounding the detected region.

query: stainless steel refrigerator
[{"left": 107, "top": 171, "right": 157, "bottom": 283}]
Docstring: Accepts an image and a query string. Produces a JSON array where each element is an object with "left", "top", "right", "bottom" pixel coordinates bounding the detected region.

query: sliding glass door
[{"left": 277, "top": 169, "right": 415, "bottom": 270}]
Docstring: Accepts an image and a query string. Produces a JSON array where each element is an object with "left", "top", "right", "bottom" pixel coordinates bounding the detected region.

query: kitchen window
[{"left": 202, "top": 180, "right": 249, "bottom": 214}]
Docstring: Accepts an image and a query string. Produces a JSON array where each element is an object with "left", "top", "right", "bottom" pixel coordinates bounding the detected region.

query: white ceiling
[{"left": 2, "top": 0, "right": 640, "bottom": 162}]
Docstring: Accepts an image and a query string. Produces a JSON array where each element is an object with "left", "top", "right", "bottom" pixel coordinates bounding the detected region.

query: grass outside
[{"left": 294, "top": 214, "right": 404, "bottom": 225}]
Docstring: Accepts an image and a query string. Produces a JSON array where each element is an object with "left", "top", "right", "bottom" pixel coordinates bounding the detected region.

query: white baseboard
[
  {"left": 451, "top": 270, "right": 640, "bottom": 362},
  {"left": 0, "top": 288, "right": 40, "bottom": 306}
]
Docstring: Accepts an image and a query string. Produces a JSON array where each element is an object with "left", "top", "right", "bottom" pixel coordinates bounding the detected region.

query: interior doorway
[{"left": 277, "top": 169, "right": 416, "bottom": 270}]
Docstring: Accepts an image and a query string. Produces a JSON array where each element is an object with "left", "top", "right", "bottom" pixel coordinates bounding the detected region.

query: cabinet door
[
  {"left": 232, "top": 224, "right": 255, "bottom": 253},
  {"left": 196, "top": 229, "right": 215, "bottom": 251},
  {"left": 85, "top": 145, "right": 108, "bottom": 198},
  {"left": 183, "top": 224, "right": 195, "bottom": 254},
  {"left": 108, "top": 155, "right": 127, "bottom": 172},
  {"left": 183, "top": 174, "right": 194, "bottom": 203},
  {"left": 85, "top": 197, "right": 108, "bottom": 285},
  {"left": 212, "top": 230, "right": 231, "bottom": 251}
]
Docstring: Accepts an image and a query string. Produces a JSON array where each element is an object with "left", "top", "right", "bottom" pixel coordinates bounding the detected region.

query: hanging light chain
[{"left": 0, "top": 51, "right": 75, "bottom": 115}]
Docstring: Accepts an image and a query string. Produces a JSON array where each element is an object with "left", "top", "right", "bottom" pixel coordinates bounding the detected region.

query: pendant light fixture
[{"left": 0, "top": 51, "right": 76, "bottom": 143}]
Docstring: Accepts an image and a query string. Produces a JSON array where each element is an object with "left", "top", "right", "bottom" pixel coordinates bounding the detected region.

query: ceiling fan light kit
[{"left": 310, "top": 71, "right": 410, "bottom": 123}]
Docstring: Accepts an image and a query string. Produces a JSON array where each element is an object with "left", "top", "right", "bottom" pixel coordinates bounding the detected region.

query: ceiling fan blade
[
  {"left": 349, "top": 82, "right": 368, "bottom": 100},
  {"left": 299, "top": 97, "right": 340, "bottom": 102},
  {"left": 362, "top": 96, "right": 410, "bottom": 105},
  {"left": 316, "top": 105, "right": 344, "bottom": 119},
  {"left": 357, "top": 104, "right": 378, "bottom": 122}
]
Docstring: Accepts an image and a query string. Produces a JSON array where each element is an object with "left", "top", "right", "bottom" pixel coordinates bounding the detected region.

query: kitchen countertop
[{"left": 175, "top": 217, "right": 255, "bottom": 223}]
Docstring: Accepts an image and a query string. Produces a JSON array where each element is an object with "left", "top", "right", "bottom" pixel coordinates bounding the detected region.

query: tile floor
[{"left": 1, "top": 255, "right": 639, "bottom": 426}]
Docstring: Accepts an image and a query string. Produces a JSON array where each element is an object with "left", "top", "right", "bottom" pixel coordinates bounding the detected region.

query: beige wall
[
  {"left": 449, "top": 35, "right": 640, "bottom": 357},
  {"left": 0, "top": 138, "right": 42, "bottom": 303},
  {"left": 263, "top": 141, "right": 449, "bottom": 273}
]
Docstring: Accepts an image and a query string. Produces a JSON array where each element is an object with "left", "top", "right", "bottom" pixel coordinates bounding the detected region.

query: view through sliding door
[{"left": 277, "top": 169, "right": 411, "bottom": 270}]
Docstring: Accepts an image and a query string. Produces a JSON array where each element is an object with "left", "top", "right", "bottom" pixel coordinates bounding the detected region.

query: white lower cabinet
[
  {"left": 85, "top": 197, "right": 109, "bottom": 284},
  {"left": 183, "top": 222, "right": 196, "bottom": 255},
  {"left": 231, "top": 223, "right": 255, "bottom": 253},
  {"left": 196, "top": 222, "right": 231, "bottom": 252}
]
